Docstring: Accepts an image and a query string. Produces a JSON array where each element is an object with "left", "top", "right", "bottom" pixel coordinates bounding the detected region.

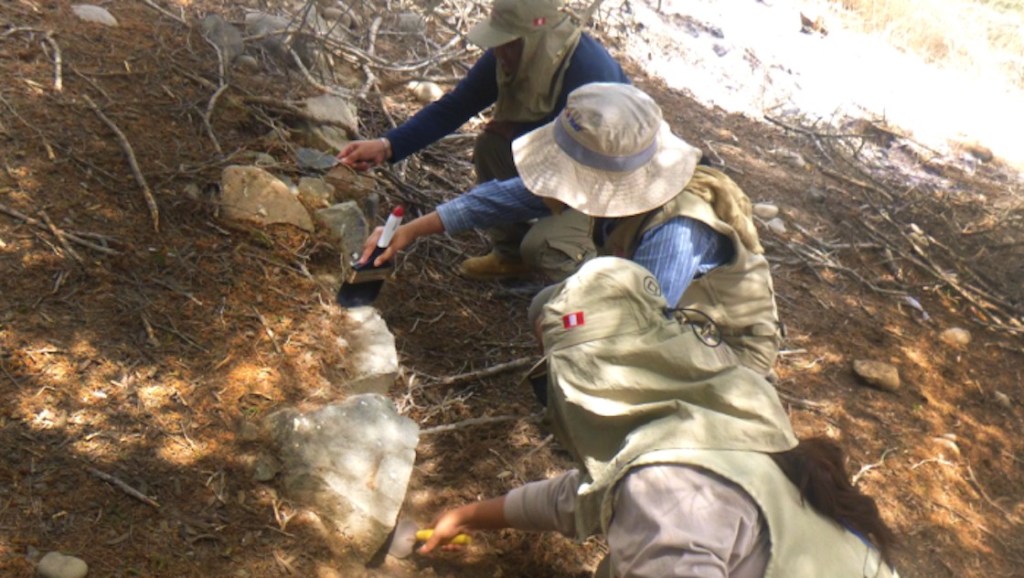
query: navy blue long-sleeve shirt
[{"left": 384, "top": 33, "right": 629, "bottom": 163}]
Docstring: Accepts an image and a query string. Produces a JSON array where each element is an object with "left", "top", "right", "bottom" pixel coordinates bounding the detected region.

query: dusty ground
[{"left": 1, "top": 1, "right": 1023, "bottom": 577}]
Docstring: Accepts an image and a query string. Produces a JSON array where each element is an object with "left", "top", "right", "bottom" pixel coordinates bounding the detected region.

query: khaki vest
[
  {"left": 493, "top": 16, "right": 581, "bottom": 123},
  {"left": 603, "top": 167, "right": 781, "bottom": 374},
  {"left": 618, "top": 449, "right": 900, "bottom": 578}
]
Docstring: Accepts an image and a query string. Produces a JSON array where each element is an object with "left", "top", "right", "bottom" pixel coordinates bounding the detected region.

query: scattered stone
[
  {"left": 765, "top": 217, "right": 787, "bottom": 235},
  {"left": 315, "top": 201, "right": 368, "bottom": 264},
  {"left": 237, "top": 420, "right": 261, "bottom": 442},
  {"left": 773, "top": 148, "right": 809, "bottom": 171},
  {"left": 295, "top": 148, "right": 339, "bottom": 172},
  {"left": 200, "top": 14, "right": 244, "bottom": 63},
  {"left": 712, "top": 44, "right": 729, "bottom": 57},
  {"left": 234, "top": 54, "right": 260, "bottom": 73},
  {"left": 183, "top": 183, "right": 202, "bottom": 201},
  {"left": 752, "top": 203, "right": 779, "bottom": 219},
  {"left": 37, "top": 551, "right": 88, "bottom": 578},
  {"left": 264, "top": 394, "right": 418, "bottom": 561},
  {"left": 939, "top": 327, "right": 971, "bottom": 347},
  {"left": 294, "top": 124, "right": 352, "bottom": 154},
  {"left": 407, "top": 80, "right": 444, "bottom": 104},
  {"left": 322, "top": 7, "right": 344, "bottom": 21},
  {"left": 71, "top": 4, "right": 118, "bottom": 27},
  {"left": 302, "top": 94, "right": 360, "bottom": 140},
  {"left": 250, "top": 453, "right": 282, "bottom": 482},
  {"left": 244, "top": 12, "right": 290, "bottom": 56},
  {"left": 340, "top": 307, "right": 399, "bottom": 394},
  {"left": 852, "top": 359, "right": 900, "bottom": 392},
  {"left": 324, "top": 164, "right": 377, "bottom": 203},
  {"left": 236, "top": 151, "right": 276, "bottom": 167},
  {"left": 907, "top": 223, "right": 930, "bottom": 247},
  {"left": 298, "top": 177, "right": 336, "bottom": 210},
  {"left": 808, "top": 187, "right": 827, "bottom": 203},
  {"left": 959, "top": 142, "right": 994, "bottom": 163},
  {"left": 219, "top": 165, "right": 314, "bottom": 232},
  {"left": 396, "top": 12, "right": 426, "bottom": 34},
  {"left": 930, "top": 436, "right": 960, "bottom": 459},
  {"left": 994, "top": 391, "right": 1012, "bottom": 408}
]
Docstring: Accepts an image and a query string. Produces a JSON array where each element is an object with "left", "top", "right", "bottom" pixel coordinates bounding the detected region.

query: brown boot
[{"left": 458, "top": 251, "right": 532, "bottom": 281}]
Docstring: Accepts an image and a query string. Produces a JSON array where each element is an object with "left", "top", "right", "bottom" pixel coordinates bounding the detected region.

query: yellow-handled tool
[
  {"left": 414, "top": 529, "right": 472, "bottom": 545},
  {"left": 387, "top": 517, "right": 472, "bottom": 558}
]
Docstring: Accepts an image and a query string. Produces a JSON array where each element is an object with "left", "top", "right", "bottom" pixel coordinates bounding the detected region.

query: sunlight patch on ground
[{"left": 615, "top": 0, "right": 1024, "bottom": 168}]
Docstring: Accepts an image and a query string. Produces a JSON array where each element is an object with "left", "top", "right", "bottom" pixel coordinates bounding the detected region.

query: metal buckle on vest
[{"left": 667, "top": 307, "right": 722, "bottom": 347}]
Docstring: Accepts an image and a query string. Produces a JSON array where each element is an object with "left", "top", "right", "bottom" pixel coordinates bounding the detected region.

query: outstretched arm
[
  {"left": 358, "top": 212, "right": 444, "bottom": 267},
  {"left": 359, "top": 177, "right": 551, "bottom": 267},
  {"left": 418, "top": 496, "right": 509, "bottom": 554}
]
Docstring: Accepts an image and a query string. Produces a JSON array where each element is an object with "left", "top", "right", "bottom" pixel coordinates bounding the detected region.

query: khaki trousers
[{"left": 473, "top": 130, "right": 595, "bottom": 281}]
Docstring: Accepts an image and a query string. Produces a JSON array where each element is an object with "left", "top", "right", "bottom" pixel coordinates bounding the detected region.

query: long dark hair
[{"left": 770, "top": 437, "right": 897, "bottom": 565}]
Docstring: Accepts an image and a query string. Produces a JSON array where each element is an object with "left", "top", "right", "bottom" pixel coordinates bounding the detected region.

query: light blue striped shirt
[{"left": 437, "top": 177, "right": 732, "bottom": 305}]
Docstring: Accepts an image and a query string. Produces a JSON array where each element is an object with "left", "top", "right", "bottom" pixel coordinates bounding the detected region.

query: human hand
[
  {"left": 358, "top": 224, "right": 412, "bottom": 267},
  {"left": 418, "top": 508, "right": 471, "bottom": 554},
  {"left": 337, "top": 138, "right": 390, "bottom": 171}
]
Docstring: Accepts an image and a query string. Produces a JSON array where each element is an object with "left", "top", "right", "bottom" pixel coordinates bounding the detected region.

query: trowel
[
  {"left": 336, "top": 205, "right": 404, "bottom": 307},
  {"left": 387, "top": 517, "right": 472, "bottom": 559}
]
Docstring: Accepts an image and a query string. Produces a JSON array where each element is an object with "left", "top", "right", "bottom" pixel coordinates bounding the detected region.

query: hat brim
[
  {"left": 466, "top": 20, "right": 521, "bottom": 48},
  {"left": 513, "top": 121, "right": 702, "bottom": 218}
]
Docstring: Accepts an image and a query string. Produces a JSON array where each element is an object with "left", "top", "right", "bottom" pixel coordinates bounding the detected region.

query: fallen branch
[
  {"left": 0, "top": 201, "right": 120, "bottom": 255},
  {"left": 420, "top": 413, "right": 537, "bottom": 436},
  {"left": 40, "top": 32, "right": 62, "bottom": 91},
  {"left": 139, "top": 0, "right": 186, "bottom": 24},
  {"left": 0, "top": 27, "right": 62, "bottom": 92},
  {"left": 422, "top": 357, "right": 535, "bottom": 389},
  {"left": 87, "top": 466, "right": 161, "bottom": 509},
  {"left": 39, "top": 210, "right": 83, "bottom": 264},
  {"left": 851, "top": 448, "right": 895, "bottom": 486},
  {"left": 82, "top": 95, "right": 160, "bottom": 232},
  {"left": 966, "top": 462, "right": 1019, "bottom": 524}
]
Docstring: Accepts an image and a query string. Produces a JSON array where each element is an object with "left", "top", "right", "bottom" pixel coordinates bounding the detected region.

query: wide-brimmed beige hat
[
  {"left": 513, "top": 83, "right": 702, "bottom": 218},
  {"left": 467, "top": 0, "right": 566, "bottom": 48}
]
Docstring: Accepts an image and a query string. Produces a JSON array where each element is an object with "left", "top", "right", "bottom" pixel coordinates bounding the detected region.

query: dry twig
[
  {"left": 420, "top": 413, "right": 538, "bottom": 436},
  {"left": 82, "top": 95, "right": 160, "bottom": 232},
  {"left": 0, "top": 201, "right": 120, "bottom": 255},
  {"left": 87, "top": 466, "right": 161, "bottom": 509},
  {"left": 421, "top": 357, "right": 535, "bottom": 389}
]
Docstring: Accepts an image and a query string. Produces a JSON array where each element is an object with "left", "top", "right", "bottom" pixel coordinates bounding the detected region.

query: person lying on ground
[
  {"left": 417, "top": 257, "right": 900, "bottom": 578},
  {"left": 338, "top": 0, "right": 628, "bottom": 281},
  {"left": 359, "top": 83, "right": 781, "bottom": 375}
]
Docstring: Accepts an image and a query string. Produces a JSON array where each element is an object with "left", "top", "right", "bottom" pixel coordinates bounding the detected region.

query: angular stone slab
[
  {"left": 340, "top": 306, "right": 398, "bottom": 394},
  {"left": 265, "top": 395, "right": 419, "bottom": 561}
]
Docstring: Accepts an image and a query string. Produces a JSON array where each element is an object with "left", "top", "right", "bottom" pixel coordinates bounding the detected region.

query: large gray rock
[
  {"left": 200, "top": 15, "right": 245, "bottom": 63},
  {"left": 219, "top": 165, "right": 314, "bottom": 232},
  {"left": 315, "top": 201, "right": 367, "bottom": 264},
  {"left": 340, "top": 307, "right": 398, "bottom": 394},
  {"left": 303, "top": 95, "right": 359, "bottom": 140},
  {"left": 265, "top": 395, "right": 418, "bottom": 561}
]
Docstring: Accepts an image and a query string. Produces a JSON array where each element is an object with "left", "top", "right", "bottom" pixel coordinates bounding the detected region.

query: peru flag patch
[{"left": 562, "top": 311, "right": 584, "bottom": 329}]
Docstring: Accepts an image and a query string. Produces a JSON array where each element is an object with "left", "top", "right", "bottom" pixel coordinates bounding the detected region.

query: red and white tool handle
[{"left": 377, "top": 206, "right": 405, "bottom": 249}]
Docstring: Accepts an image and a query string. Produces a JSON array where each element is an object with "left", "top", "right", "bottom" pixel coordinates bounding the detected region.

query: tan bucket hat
[
  {"left": 466, "top": 0, "right": 567, "bottom": 48},
  {"left": 513, "top": 83, "right": 703, "bottom": 218}
]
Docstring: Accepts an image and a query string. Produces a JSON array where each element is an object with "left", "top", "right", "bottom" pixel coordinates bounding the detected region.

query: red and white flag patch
[
  {"left": 562, "top": 311, "right": 585, "bottom": 329},
  {"left": 532, "top": 17, "right": 547, "bottom": 27}
]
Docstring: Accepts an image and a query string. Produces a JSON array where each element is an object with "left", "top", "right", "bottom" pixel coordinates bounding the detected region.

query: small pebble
[{"left": 37, "top": 552, "right": 88, "bottom": 578}]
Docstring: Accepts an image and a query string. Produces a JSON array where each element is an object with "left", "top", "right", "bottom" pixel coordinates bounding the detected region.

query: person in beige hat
[
  {"left": 414, "top": 257, "right": 899, "bottom": 578},
  {"left": 359, "top": 83, "right": 781, "bottom": 376},
  {"left": 338, "top": 0, "right": 627, "bottom": 281}
]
